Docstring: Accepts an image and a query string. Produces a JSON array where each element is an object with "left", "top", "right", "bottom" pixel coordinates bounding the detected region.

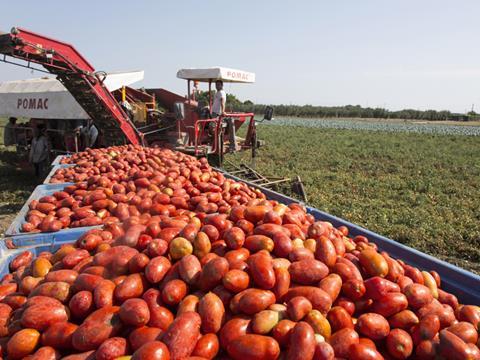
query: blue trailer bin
[
  {"left": 0, "top": 248, "right": 25, "bottom": 277},
  {"left": 0, "top": 228, "right": 98, "bottom": 276},
  {"left": 2, "top": 226, "right": 98, "bottom": 249},
  {"left": 43, "top": 164, "right": 76, "bottom": 184},
  {"left": 50, "top": 154, "right": 64, "bottom": 166},
  {"left": 4, "top": 183, "right": 97, "bottom": 237},
  {"left": 0, "top": 242, "right": 74, "bottom": 278},
  {"left": 221, "top": 171, "right": 480, "bottom": 305},
  {"left": 51, "top": 154, "right": 71, "bottom": 167},
  {"left": 0, "top": 228, "right": 98, "bottom": 281}
]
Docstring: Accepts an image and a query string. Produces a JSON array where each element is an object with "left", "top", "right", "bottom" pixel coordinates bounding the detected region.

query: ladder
[{"left": 222, "top": 160, "right": 308, "bottom": 203}]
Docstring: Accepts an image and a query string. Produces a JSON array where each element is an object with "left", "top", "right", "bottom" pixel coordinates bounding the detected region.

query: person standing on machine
[
  {"left": 212, "top": 80, "right": 236, "bottom": 152},
  {"left": 211, "top": 80, "right": 226, "bottom": 117},
  {"left": 192, "top": 80, "right": 200, "bottom": 101}
]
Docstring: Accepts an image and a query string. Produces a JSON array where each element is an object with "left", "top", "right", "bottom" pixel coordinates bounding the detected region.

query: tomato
[
  {"left": 356, "top": 313, "right": 390, "bottom": 340},
  {"left": 386, "top": 329, "right": 413, "bottom": 359}
]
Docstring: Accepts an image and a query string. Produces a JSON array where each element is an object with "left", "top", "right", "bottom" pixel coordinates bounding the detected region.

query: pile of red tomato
[{"left": 22, "top": 146, "right": 264, "bottom": 233}]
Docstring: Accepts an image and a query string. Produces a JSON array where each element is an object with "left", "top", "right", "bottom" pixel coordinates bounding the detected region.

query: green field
[
  {"left": 0, "top": 149, "right": 36, "bottom": 234},
  {"left": 0, "top": 119, "right": 35, "bottom": 234},
  {"left": 229, "top": 125, "right": 480, "bottom": 273}
]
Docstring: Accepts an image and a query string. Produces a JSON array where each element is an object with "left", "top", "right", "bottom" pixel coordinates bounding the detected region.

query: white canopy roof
[
  {"left": 0, "top": 70, "right": 144, "bottom": 119},
  {"left": 177, "top": 67, "right": 255, "bottom": 83}
]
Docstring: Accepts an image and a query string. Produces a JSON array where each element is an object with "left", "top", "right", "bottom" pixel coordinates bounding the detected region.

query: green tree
[{"left": 197, "top": 90, "right": 454, "bottom": 121}]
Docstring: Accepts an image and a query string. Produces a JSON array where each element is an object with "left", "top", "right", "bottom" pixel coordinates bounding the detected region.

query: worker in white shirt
[
  {"left": 212, "top": 80, "right": 236, "bottom": 152},
  {"left": 211, "top": 80, "right": 226, "bottom": 117},
  {"left": 29, "top": 125, "right": 49, "bottom": 178}
]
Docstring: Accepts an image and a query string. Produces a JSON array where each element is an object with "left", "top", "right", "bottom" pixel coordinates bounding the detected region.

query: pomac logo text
[
  {"left": 226, "top": 71, "right": 250, "bottom": 81},
  {"left": 17, "top": 98, "right": 49, "bottom": 110}
]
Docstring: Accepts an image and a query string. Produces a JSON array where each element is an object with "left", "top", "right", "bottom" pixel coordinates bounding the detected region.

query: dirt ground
[{"left": 0, "top": 148, "right": 37, "bottom": 236}]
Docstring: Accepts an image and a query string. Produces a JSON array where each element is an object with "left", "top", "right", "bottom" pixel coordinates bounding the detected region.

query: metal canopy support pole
[{"left": 208, "top": 80, "right": 212, "bottom": 111}]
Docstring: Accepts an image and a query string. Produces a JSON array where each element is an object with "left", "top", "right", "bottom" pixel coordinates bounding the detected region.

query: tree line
[{"left": 196, "top": 91, "right": 477, "bottom": 121}]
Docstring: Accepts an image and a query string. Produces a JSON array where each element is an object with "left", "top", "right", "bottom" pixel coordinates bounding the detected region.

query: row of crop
[{"left": 263, "top": 118, "right": 480, "bottom": 136}]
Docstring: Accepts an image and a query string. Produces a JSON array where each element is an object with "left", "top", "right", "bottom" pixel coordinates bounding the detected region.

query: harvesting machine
[{"left": 0, "top": 26, "right": 305, "bottom": 199}]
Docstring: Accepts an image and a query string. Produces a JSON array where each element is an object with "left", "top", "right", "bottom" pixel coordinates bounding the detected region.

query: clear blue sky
[{"left": 1, "top": 0, "right": 479, "bottom": 112}]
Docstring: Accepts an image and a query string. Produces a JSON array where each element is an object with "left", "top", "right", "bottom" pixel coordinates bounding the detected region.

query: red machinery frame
[
  {"left": 149, "top": 80, "right": 258, "bottom": 161},
  {"left": 189, "top": 112, "right": 256, "bottom": 155}
]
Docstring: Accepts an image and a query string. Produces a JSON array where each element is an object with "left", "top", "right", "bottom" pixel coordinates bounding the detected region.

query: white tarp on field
[
  {"left": 0, "top": 70, "right": 144, "bottom": 119},
  {"left": 177, "top": 67, "right": 255, "bottom": 83}
]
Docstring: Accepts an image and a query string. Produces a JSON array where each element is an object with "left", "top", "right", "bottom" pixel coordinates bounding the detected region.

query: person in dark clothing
[
  {"left": 3, "top": 117, "right": 17, "bottom": 146},
  {"left": 29, "top": 125, "right": 49, "bottom": 178}
]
